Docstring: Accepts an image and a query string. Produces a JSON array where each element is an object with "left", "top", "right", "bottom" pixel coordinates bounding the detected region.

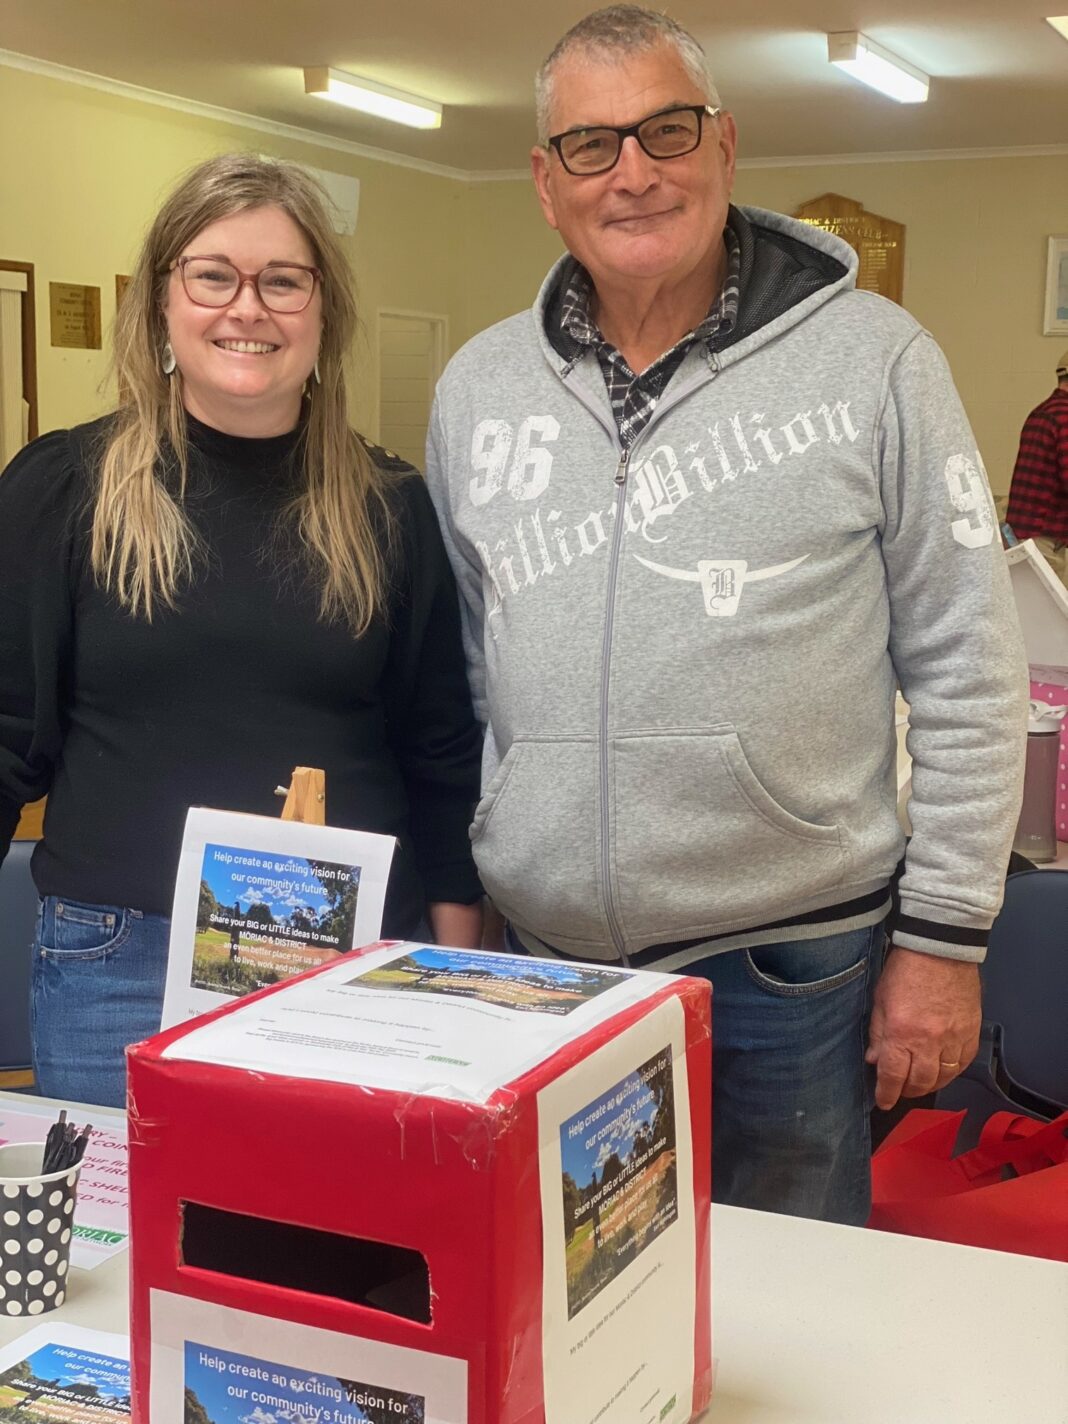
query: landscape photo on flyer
[
  {"left": 183, "top": 1343, "right": 424, "bottom": 1424},
  {"left": 350, "top": 947, "right": 629, "bottom": 1015},
  {"left": 192, "top": 843, "right": 361, "bottom": 998},
  {"left": 560, "top": 1046, "right": 679, "bottom": 1319},
  {"left": 0, "top": 1342, "right": 131, "bottom": 1420}
]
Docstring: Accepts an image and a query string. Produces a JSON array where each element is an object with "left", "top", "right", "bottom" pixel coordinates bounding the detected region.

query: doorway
[
  {"left": 376, "top": 309, "right": 448, "bottom": 473},
  {"left": 0, "top": 260, "right": 37, "bottom": 469}
]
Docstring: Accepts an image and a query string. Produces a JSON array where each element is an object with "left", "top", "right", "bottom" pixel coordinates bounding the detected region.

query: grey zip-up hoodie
[{"left": 426, "top": 206, "right": 1028, "bottom": 969}]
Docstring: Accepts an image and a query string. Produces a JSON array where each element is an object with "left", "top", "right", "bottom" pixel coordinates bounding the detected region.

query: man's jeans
[
  {"left": 684, "top": 922, "right": 884, "bottom": 1225},
  {"left": 31, "top": 896, "right": 170, "bottom": 1109},
  {"left": 508, "top": 918, "right": 883, "bottom": 1226}
]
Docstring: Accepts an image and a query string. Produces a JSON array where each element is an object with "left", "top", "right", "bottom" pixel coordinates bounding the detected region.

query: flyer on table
[
  {"left": 150, "top": 1293, "right": 466, "bottom": 1423},
  {"left": 0, "top": 1324, "right": 129, "bottom": 1419},
  {"left": 164, "top": 942, "right": 671, "bottom": 1103},
  {"left": 0, "top": 1101, "right": 128, "bottom": 1270},
  {"left": 538, "top": 997, "right": 697, "bottom": 1424},
  {"left": 162, "top": 807, "right": 396, "bottom": 1026}
]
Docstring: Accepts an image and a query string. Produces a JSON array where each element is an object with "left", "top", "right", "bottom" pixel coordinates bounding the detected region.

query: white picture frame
[
  {"left": 1043, "top": 235, "right": 1068, "bottom": 336},
  {"left": 1005, "top": 538, "right": 1068, "bottom": 685}
]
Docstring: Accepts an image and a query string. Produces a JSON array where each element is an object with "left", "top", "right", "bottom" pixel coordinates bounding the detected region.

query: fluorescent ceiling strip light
[
  {"left": 1046, "top": 17, "right": 1068, "bottom": 41},
  {"left": 304, "top": 67, "right": 441, "bottom": 129},
  {"left": 827, "top": 32, "right": 930, "bottom": 104}
]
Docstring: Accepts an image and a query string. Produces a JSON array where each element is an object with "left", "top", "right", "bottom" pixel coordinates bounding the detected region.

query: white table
[{"left": 2, "top": 1093, "right": 1066, "bottom": 1422}]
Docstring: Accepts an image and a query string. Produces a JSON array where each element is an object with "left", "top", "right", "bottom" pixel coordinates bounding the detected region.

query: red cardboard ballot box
[{"left": 127, "top": 942, "right": 711, "bottom": 1424}]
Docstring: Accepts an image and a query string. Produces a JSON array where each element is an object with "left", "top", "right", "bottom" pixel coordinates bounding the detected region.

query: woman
[{"left": 0, "top": 154, "right": 483, "bottom": 1107}]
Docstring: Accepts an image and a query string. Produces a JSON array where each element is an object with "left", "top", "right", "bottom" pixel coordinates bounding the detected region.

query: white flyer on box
[
  {"left": 538, "top": 996, "right": 697, "bottom": 1424},
  {"left": 163, "top": 942, "right": 669, "bottom": 1102},
  {"left": 0, "top": 1323, "right": 129, "bottom": 1415},
  {"left": 151, "top": 1290, "right": 466, "bottom": 1424},
  {"left": 161, "top": 806, "right": 395, "bottom": 1028},
  {"left": 0, "top": 1101, "right": 128, "bottom": 1270}
]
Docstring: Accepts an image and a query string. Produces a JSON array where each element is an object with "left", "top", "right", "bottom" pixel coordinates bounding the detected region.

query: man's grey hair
[{"left": 535, "top": 5, "right": 721, "bottom": 145}]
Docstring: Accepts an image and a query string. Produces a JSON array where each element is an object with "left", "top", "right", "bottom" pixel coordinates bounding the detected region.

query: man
[
  {"left": 1006, "top": 351, "right": 1068, "bottom": 586},
  {"left": 425, "top": 6, "right": 1027, "bottom": 1223}
]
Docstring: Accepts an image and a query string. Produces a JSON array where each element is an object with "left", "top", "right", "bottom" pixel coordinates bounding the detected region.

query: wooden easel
[{"left": 275, "top": 766, "right": 326, "bottom": 825}]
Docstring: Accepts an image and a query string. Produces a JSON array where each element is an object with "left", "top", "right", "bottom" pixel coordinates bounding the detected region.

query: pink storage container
[{"left": 1030, "top": 680, "right": 1068, "bottom": 841}]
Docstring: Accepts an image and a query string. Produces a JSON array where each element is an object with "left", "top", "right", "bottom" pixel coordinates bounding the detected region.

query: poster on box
[
  {"left": 538, "top": 998, "right": 697, "bottom": 1424},
  {"left": 0, "top": 1102, "right": 128, "bottom": 1270},
  {"left": 560, "top": 1046, "right": 678, "bottom": 1319},
  {"left": 150, "top": 1293, "right": 466, "bottom": 1423},
  {"left": 164, "top": 942, "right": 669, "bottom": 1103},
  {"left": 184, "top": 1343, "right": 425, "bottom": 1424},
  {"left": 162, "top": 808, "right": 395, "bottom": 1027},
  {"left": 0, "top": 1324, "right": 129, "bottom": 1419},
  {"left": 350, "top": 946, "right": 627, "bottom": 1014}
]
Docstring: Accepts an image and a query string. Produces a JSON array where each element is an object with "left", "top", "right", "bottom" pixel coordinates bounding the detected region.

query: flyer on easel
[
  {"left": 0, "top": 1325, "right": 130, "bottom": 1419},
  {"left": 161, "top": 807, "right": 395, "bottom": 1028}
]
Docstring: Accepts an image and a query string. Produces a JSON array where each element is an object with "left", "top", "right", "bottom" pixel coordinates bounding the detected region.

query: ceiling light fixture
[
  {"left": 1046, "top": 17, "right": 1068, "bottom": 42},
  {"left": 303, "top": 67, "right": 442, "bottom": 129},
  {"left": 827, "top": 32, "right": 930, "bottom": 104}
]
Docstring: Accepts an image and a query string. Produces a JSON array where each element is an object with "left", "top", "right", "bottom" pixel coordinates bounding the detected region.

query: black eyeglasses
[
  {"left": 172, "top": 256, "right": 321, "bottom": 313},
  {"left": 547, "top": 104, "right": 721, "bottom": 176}
]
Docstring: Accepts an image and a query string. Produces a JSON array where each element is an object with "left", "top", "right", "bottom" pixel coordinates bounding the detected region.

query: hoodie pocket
[
  {"left": 470, "top": 736, "right": 602, "bottom": 943},
  {"left": 611, "top": 730, "right": 846, "bottom": 940}
]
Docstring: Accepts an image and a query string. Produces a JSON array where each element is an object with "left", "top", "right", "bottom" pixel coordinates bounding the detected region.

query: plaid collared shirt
[
  {"left": 557, "top": 225, "right": 741, "bottom": 448},
  {"left": 1006, "top": 387, "right": 1068, "bottom": 544}
]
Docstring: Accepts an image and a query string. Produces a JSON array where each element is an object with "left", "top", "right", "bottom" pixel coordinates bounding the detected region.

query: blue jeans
[
  {"left": 31, "top": 897, "right": 170, "bottom": 1109},
  {"left": 685, "top": 922, "right": 884, "bottom": 1225},
  {"left": 507, "top": 919, "right": 883, "bottom": 1226}
]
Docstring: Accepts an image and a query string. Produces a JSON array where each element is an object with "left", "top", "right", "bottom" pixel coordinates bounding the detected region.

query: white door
[
  {"left": 377, "top": 310, "right": 447, "bottom": 473},
  {"left": 0, "top": 269, "right": 29, "bottom": 469}
]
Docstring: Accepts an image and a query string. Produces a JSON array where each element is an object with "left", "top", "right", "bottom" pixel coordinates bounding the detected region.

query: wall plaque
[
  {"left": 793, "top": 194, "right": 905, "bottom": 305},
  {"left": 115, "top": 274, "right": 131, "bottom": 307},
  {"left": 49, "top": 281, "right": 102, "bottom": 349}
]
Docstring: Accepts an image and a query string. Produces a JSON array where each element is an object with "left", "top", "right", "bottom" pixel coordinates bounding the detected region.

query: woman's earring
[
  {"left": 161, "top": 342, "right": 177, "bottom": 376},
  {"left": 313, "top": 359, "right": 321, "bottom": 385}
]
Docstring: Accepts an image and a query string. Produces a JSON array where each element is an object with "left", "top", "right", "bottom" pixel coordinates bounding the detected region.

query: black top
[{"left": 0, "top": 414, "right": 483, "bottom": 934}]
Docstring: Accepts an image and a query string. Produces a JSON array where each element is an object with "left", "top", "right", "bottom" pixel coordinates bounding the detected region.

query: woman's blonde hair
[{"left": 96, "top": 152, "right": 392, "bottom": 632}]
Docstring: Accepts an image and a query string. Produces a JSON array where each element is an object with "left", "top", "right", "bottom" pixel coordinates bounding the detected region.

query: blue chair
[
  {"left": 937, "top": 1023, "right": 1064, "bottom": 1151},
  {"left": 0, "top": 840, "right": 37, "bottom": 1075},
  {"left": 937, "top": 868, "right": 1068, "bottom": 1141},
  {"left": 979, "top": 868, "right": 1068, "bottom": 1106}
]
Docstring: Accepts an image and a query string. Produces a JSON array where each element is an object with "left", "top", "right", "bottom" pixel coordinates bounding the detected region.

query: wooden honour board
[{"left": 793, "top": 194, "right": 905, "bottom": 305}]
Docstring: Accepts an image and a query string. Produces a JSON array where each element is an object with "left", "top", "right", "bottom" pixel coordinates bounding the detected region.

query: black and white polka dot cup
[{"left": 0, "top": 1142, "right": 81, "bottom": 1318}]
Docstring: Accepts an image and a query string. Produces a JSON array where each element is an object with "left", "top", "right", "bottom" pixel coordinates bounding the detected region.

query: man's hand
[{"left": 866, "top": 945, "right": 982, "bottom": 1111}]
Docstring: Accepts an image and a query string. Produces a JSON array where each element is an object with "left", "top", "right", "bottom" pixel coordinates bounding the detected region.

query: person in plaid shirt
[{"left": 1006, "top": 350, "right": 1068, "bottom": 586}]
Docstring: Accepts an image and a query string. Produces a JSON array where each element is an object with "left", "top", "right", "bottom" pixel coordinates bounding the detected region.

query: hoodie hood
[{"left": 536, "top": 204, "right": 856, "bottom": 375}]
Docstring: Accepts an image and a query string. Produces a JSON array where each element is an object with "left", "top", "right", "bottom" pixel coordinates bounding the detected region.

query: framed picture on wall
[{"left": 1044, "top": 236, "right": 1068, "bottom": 335}]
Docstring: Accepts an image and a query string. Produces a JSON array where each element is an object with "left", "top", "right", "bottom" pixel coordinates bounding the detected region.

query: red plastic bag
[{"left": 869, "top": 1108, "right": 1068, "bottom": 1261}]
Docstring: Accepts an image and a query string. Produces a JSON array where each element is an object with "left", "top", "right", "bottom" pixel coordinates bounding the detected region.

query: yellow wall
[
  {"left": 459, "top": 177, "right": 563, "bottom": 346},
  {"left": 3, "top": 60, "right": 1067, "bottom": 492},
  {"left": 0, "top": 64, "right": 469, "bottom": 438},
  {"left": 733, "top": 155, "right": 1068, "bottom": 491}
]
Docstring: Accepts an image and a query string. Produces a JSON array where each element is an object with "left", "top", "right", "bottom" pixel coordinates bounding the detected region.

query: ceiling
[{"left": 3, "top": 0, "right": 1067, "bottom": 174}]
